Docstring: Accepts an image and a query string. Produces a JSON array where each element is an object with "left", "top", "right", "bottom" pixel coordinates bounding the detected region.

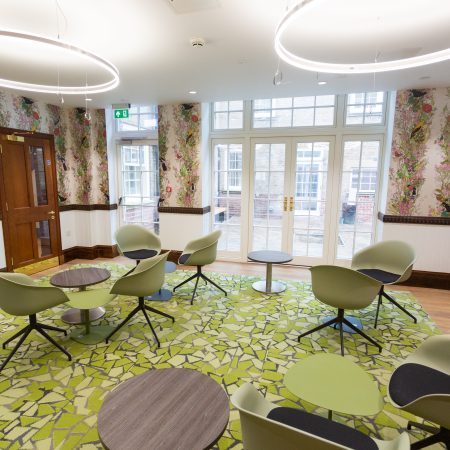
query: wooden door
[{"left": 0, "top": 133, "right": 61, "bottom": 273}]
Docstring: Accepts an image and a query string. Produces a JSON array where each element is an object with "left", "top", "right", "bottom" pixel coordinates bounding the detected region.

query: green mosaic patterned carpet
[{"left": 0, "top": 263, "right": 442, "bottom": 449}]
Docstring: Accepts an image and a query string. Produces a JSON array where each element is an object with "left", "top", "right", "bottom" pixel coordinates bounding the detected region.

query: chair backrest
[
  {"left": 0, "top": 273, "right": 69, "bottom": 316},
  {"left": 115, "top": 224, "right": 161, "bottom": 254},
  {"left": 181, "top": 230, "right": 221, "bottom": 266},
  {"left": 111, "top": 252, "right": 168, "bottom": 297},
  {"left": 351, "top": 241, "right": 416, "bottom": 282},
  {"left": 309, "top": 265, "right": 382, "bottom": 310},
  {"left": 231, "top": 383, "right": 351, "bottom": 450}
]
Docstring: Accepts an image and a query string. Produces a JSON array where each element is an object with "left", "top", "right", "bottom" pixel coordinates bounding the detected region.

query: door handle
[
  {"left": 48, "top": 211, "right": 55, "bottom": 215},
  {"left": 290, "top": 197, "right": 294, "bottom": 211},
  {"left": 283, "top": 196, "right": 288, "bottom": 212}
]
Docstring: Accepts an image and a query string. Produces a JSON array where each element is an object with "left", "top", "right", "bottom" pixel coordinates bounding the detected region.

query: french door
[{"left": 249, "top": 137, "right": 334, "bottom": 265}]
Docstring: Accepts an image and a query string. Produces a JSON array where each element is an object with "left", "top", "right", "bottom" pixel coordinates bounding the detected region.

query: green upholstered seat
[
  {"left": 173, "top": 230, "right": 227, "bottom": 304},
  {"left": 231, "top": 383, "right": 409, "bottom": 450},
  {"left": 67, "top": 289, "right": 116, "bottom": 310},
  {"left": 351, "top": 240, "right": 416, "bottom": 327},
  {"left": 298, "top": 265, "right": 382, "bottom": 356},
  {"left": 389, "top": 334, "right": 450, "bottom": 449},
  {"left": 0, "top": 273, "right": 71, "bottom": 372},
  {"left": 105, "top": 253, "right": 175, "bottom": 348}
]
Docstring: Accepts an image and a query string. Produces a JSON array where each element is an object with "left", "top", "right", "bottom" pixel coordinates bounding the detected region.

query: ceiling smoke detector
[{"left": 190, "top": 37, "right": 205, "bottom": 48}]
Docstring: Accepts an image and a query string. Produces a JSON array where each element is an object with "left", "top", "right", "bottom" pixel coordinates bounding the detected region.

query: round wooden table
[
  {"left": 50, "top": 267, "right": 110, "bottom": 324},
  {"left": 98, "top": 368, "right": 230, "bottom": 450},
  {"left": 284, "top": 353, "right": 383, "bottom": 420},
  {"left": 248, "top": 250, "right": 293, "bottom": 294}
]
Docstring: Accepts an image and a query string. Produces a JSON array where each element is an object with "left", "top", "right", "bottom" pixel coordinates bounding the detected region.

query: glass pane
[
  {"left": 366, "top": 92, "right": 384, "bottom": 103},
  {"left": 294, "top": 96, "right": 314, "bottom": 107},
  {"left": 118, "top": 114, "right": 139, "bottom": 131},
  {"left": 140, "top": 113, "right": 157, "bottom": 130},
  {"left": 272, "top": 97, "right": 292, "bottom": 108},
  {"left": 270, "top": 144, "right": 285, "bottom": 170},
  {"left": 313, "top": 142, "right": 329, "bottom": 172},
  {"left": 214, "top": 112, "right": 228, "bottom": 129},
  {"left": 229, "top": 111, "right": 243, "bottom": 129},
  {"left": 267, "top": 227, "right": 282, "bottom": 250},
  {"left": 346, "top": 105, "right": 364, "bottom": 124},
  {"left": 229, "top": 100, "right": 243, "bottom": 111},
  {"left": 214, "top": 101, "right": 228, "bottom": 112},
  {"left": 307, "top": 232, "right": 324, "bottom": 257},
  {"left": 293, "top": 108, "right": 314, "bottom": 126},
  {"left": 252, "top": 227, "right": 268, "bottom": 251},
  {"left": 254, "top": 171, "right": 269, "bottom": 196},
  {"left": 354, "top": 232, "right": 372, "bottom": 254},
  {"left": 271, "top": 109, "right": 292, "bottom": 127},
  {"left": 337, "top": 231, "right": 354, "bottom": 259},
  {"left": 30, "top": 146, "right": 48, "bottom": 206},
  {"left": 36, "top": 220, "right": 51, "bottom": 257},
  {"left": 343, "top": 141, "right": 361, "bottom": 171},
  {"left": 123, "top": 205, "right": 142, "bottom": 222},
  {"left": 347, "top": 93, "right": 365, "bottom": 105},
  {"left": 315, "top": 95, "right": 335, "bottom": 106},
  {"left": 253, "top": 99, "right": 270, "bottom": 110},
  {"left": 364, "top": 104, "right": 383, "bottom": 124},
  {"left": 314, "top": 107, "right": 334, "bottom": 126},
  {"left": 253, "top": 110, "right": 270, "bottom": 128},
  {"left": 254, "top": 144, "right": 270, "bottom": 170}
]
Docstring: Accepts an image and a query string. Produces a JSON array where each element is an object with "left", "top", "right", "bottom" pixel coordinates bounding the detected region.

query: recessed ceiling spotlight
[
  {"left": 189, "top": 90, "right": 197, "bottom": 94},
  {"left": 419, "top": 76, "right": 431, "bottom": 80},
  {"left": 318, "top": 81, "right": 327, "bottom": 85},
  {"left": 85, "top": 98, "right": 93, "bottom": 101}
]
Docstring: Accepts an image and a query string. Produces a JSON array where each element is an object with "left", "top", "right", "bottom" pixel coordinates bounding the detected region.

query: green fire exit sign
[{"left": 114, "top": 109, "right": 129, "bottom": 119}]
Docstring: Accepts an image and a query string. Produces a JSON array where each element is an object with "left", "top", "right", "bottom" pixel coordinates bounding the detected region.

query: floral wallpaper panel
[
  {"left": 387, "top": 88, "right": 450, "bottom": 217},
  {"left": 158, "top": 103, "right": 201, "bottom": 208},
  {"left": 0, "top": 89, "right": 109, "bottom": 205}
]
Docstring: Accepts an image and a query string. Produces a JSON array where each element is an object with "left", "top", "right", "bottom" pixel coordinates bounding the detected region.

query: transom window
[
  {"left": 345, "top": 92, "right": 385, "bottom": 125},
  {"left": 213, "top": 101, "right": 244, "bottom": 130},
  {"left": 252, "top": 95, "right": 335, "bottom": 128},
  {"left": 116, "top": 105, "right": 158, "bottom": 132}
]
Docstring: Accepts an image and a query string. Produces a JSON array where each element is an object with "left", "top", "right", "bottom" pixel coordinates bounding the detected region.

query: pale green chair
[
  {"left": 115, "top": 224, "right": 161, "bottom": 271},
  {"left": 173, "top": 230, "right": 227, "bottom": 304},
  {"left": 298, "top": 265, "right": 382, "bottom": 356},
  {"left": 0, "top": 273, "right": 71, "bottom": 373},
  {"left": 105, "top": 253, "right": 174, "bottom": 347},
  {"left": 389, "top": 334, "right": 450, "bottom": 449},
  {"left": 351, "top": 240, "right": 417, "bottom": 327},
  {"left": 231, "top": 383, "right": 410, "bottom": 450}
]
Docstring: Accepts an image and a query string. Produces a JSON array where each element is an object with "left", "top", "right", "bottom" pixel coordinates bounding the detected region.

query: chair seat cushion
[
  {"left": 178, "top": 253, "right": 192, "bottom": 265},
  {"left": 123, "top": 249, "right": 158, "bottom": 261},
  {"left": 267, "top": 407, "right": 377, "bottom": 450},
  {"left": 357, "top": 269, "right": 401, "bottom": 284},
  {"left": 389, "top": 363, "right": 450, "bottom": 407},
  {"left": 67, "top": 289, "right": 116, "bottom": 309}
]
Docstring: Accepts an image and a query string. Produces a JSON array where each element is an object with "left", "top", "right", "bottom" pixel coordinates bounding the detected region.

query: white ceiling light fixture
[
  {"left": 0, "top": 29, "right": 119, "bottom": 94},
  {"left": 274, "top": 0, "right": 450, "bottom": 74},
  {"left": 188, "top": 90, "right": 197, "bottom": 94}
]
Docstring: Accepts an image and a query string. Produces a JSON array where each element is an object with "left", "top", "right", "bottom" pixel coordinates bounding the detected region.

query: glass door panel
[
  {"left": 289, "top": 140, "right": 332, "bottom": 263},
  {"left": 251, "top": 142, "right": 289, "bottom": 251},
  {"left": 337, "top": 139, "right": 380, "bottom": 260},
  {"left": 212, "top": 143, "right": 243, "bottom": 255}
]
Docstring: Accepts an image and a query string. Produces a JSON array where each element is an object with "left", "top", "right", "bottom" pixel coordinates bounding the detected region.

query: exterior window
[
  {"left": 119, "top": 144, "right": 160, "bottom": 232},
  {"left": 116, "top": 105, "right": 158, "bottom": 132},
  {"left": 351, "top": 169, "right": 377, "bottom": 192},
  {"left": 213, "top": 101, "right": 244, "bottom": 130},
  {"left": 253, "top": 95, "right": 335, "bottom": 128},
  {"left": 296, "top": 165, "right": 319, "bottom": 210},
  {"left": 228, "top": 150, "right": 242, "bottom": 190},
  {"left": 345, "top": 92, "right": 384, "bottom": 125}
]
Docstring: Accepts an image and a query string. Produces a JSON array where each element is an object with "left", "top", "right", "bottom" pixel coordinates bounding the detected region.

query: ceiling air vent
[{"left": 167, "top": 0, "right": 220, "bottom": 14}]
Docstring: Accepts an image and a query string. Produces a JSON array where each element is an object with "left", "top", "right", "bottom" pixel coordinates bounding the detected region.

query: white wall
[{"left": 381, "top": 223, "right": 450, "bottom": 273}]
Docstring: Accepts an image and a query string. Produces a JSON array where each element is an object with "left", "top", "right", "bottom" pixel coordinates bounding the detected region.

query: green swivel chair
[
  {"left": 351, "top": 240, "right": 416, "bottom": 327},
  {"left": 105, "top": 253, "right": 174, "bottom": 348},
  {"left": 173, "top": 230, "right": 227, "bottom": 304},
  {"left": 0, "top": 273, "right": 71, "bottom": 373},
  {"left": 389, "top": 334, "right": 450, "bottom": 449},
  {"left": 231, "top": 383, "right": 410, "bottom": 450},
  {"left": 115, "top": 224, "right": 161, "bottom": 272},
  {"left": 298, "top": 265, "right": 382, "bottom": 356}
]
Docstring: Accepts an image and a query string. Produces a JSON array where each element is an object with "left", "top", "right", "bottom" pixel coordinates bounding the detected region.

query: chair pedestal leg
[
  {"left": 382, "top": 288, "right": 417, "bottom": 323},
  {"left": 298, "top": 316, "right": 339, "bottom": 342},
  {"left": 410, "top": 426, "right": 450, "bottom": 450},
  {"left": 342, "top": 317, "right": 382, "bottom": 353},
  {"left": 0, "top": 327, "right": 32, "bottom": 373}
]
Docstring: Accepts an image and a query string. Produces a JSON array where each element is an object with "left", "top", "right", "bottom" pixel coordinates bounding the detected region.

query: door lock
[
  {"left": 290, "top": 197, "right": 294, "bottom": 211},
  {"left": 283, "top": 196, "right": 288, "bottom": 212}
]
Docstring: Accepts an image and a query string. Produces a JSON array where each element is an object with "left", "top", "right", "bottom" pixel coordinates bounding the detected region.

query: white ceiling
[{"left": 1, "top": 0, "right": 450, "bottom": 108}]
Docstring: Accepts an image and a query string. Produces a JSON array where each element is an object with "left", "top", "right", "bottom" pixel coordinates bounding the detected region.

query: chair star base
[
  {"left": 374, "top": 286, "right": 418, "bottom": 328},
  {"left": 173, "top": 266, "right": 227, "bottom": 304},
  {"left": 105, "top": 297, "right": 175, "bottom": 348},
  {"left": 298, "top": 309, "right": 382, "bottom": 356},
  {"left": 407, "top": 421, "right": 450, "bottom": 449},
  {"left": 1, "top": 313, "right": 71, "bottom": 373}
]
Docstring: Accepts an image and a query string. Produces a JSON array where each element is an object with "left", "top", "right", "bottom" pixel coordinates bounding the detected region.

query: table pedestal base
[
  {"left": 70, "top": 325, "right": 114, "bottom": 345},
  {"left": 252, "top": 280, "right": 286, "bottom": 294},
  {"left": 322, "top": 315, "right": 362, "bottom": 333},
  {"left": 145, "top": 288, "right": 173, "bottom": 302},
  {"left": 62, "top": 307, "right": 105, "bottom": 324}
]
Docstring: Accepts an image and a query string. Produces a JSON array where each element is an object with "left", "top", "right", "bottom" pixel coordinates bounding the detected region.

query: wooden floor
[{"left": 37, "top": 257, "right": 450, "bottom": 334}]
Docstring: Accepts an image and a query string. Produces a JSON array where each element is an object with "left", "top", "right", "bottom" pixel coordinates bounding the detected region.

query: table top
[
  {"left": 98, "top": 368, "right": 230, "bottom": 450},
  {"left": 248, "top": 250, "right": 293, "bottom": 264},
  {"left": 50, "top": 267, "right": 110, "bottom": 289},
  {"left": 284, "top": 353, "right": 383, "bottom": 416}
]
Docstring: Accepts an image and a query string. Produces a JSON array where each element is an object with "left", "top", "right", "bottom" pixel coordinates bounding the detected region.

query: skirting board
[
  {"left": 398, "top": 270, "right": 450, "bottom": 290},
  {"left": 62, "top": 245, "right": 119, "bottom": 263}
]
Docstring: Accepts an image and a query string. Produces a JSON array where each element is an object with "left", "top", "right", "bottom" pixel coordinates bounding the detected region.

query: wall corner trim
[{"left": 378, "top": 211, "right": 450, "bottom": 225}]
